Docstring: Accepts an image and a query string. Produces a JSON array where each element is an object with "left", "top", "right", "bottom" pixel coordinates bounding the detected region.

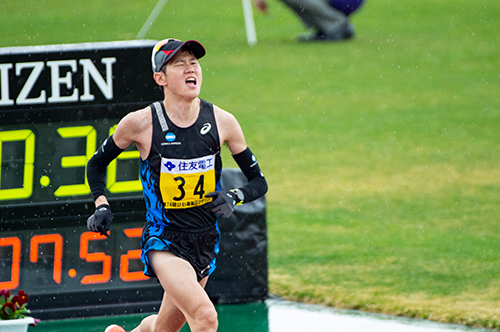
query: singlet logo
[
  {"left": 165, "top": 132, "right": 176, "bottom": 142},
  {"left": 200, "top": 123, "right": 211, "bottom": 135}
]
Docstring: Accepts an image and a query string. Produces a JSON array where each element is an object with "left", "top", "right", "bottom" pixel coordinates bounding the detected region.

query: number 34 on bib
[{"left": 159, "top": 155, "right": 217, "bottom": 209}]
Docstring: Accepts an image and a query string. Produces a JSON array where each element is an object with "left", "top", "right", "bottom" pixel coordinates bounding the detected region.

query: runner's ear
[{"left": 153, "top": 71, "right": 167, "bottom": 88}]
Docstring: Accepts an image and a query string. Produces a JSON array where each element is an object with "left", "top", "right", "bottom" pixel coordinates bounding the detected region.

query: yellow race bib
[{"left": 159, "top": 154, "right": 216, "bottom": 209}]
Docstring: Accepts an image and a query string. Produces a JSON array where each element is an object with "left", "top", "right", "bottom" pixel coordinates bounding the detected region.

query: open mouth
[{"left": 186, "top": 77, "right": 197, "bottom": 85}]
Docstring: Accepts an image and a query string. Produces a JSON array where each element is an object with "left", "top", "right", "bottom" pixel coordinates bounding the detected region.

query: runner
[{"left": 86, "top": 38, "right": 268, "bottom": 332}]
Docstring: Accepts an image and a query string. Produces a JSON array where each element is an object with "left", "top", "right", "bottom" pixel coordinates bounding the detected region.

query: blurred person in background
[{"left": 254, "top": 0, "right": 365, "bottom": 42}]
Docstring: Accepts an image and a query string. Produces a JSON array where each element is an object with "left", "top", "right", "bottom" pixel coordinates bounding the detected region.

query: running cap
[{"left": 151, "top": 38, "right": 206, "bottom": 73}]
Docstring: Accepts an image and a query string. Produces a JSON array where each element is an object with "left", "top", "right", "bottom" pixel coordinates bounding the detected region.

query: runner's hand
[
  {"left": 205, "top": 191, "right": 237, "bottom": 218},
  {"left": 87, "top": 204, "right": 113, "bottom": 236}
]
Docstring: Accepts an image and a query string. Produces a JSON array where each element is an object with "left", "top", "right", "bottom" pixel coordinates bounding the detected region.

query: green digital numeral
[{"left": 0, "top": 130, "right": 35, "bottom": 200}]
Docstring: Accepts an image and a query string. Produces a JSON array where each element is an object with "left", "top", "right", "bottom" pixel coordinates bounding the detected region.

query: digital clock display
[
  {"left": 0, "top": 119, "right": 141, "bottom": 206},
  {"left": 0, "top": 41, "right": 268, "bottom": 319}
]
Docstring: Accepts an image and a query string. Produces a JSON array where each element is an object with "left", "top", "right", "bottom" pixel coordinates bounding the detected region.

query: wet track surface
[{"left": 31, "top": 299, "right": 490, "bottom": 332}]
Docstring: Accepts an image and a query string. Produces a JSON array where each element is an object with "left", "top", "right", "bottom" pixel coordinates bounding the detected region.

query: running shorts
[{"left": 140, "top": 222, "right": 220, "bottom": 281}]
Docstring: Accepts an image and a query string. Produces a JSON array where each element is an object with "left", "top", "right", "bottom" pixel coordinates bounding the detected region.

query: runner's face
[{"left": 164, "top": 50, "right": 202, "bottom": 99}]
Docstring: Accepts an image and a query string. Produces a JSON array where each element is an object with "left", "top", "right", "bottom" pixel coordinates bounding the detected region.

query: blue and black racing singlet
[{"left": 140, "top": 99, "right": 222, "bottom": 229}]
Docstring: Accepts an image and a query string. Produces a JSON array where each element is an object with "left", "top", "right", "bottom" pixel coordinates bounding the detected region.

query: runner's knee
[{"left": 194, "top": 304, "right": 218, "bottom": 331}]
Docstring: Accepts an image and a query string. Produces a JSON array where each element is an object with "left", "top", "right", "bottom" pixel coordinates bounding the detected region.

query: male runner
[{"left": 86, "top": 38, "right": 268, "bottom": 332}]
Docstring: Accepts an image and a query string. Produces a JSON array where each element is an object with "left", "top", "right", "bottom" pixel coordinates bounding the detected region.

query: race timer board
[{"left": 0, "top": 41, "right": 268, "bottom": 319}]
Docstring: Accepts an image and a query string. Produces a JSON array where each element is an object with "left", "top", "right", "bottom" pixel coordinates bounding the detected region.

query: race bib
[{"left": 159, "top": 155, "right": 216, "bottom": 209}]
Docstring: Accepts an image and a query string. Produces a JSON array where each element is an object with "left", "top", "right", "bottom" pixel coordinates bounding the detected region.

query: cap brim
[{"left": 180, "top": 40, "right": 206, "bottom": 60}]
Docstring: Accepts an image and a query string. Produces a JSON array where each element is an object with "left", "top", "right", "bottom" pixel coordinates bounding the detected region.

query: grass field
[{"left": 1, "top": 0, "right": 500, "bottom": 329}]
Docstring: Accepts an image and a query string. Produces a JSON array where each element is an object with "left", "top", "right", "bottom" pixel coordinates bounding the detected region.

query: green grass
[{"left": 2, "top": 0, "right": 500, "bottom": 329}]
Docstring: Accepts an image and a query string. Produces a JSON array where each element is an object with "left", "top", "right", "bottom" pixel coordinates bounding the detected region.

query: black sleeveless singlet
[{"left": 139, "top": 99, "right": 222, "bottom": 229}]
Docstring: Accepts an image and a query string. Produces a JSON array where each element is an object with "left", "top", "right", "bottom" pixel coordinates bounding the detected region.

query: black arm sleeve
[
  {"left": 231, "top": 147, "right": 268, "bottom": 203},
  {"left": 86, "top": 135, "right": 125, "bottom": 201}
]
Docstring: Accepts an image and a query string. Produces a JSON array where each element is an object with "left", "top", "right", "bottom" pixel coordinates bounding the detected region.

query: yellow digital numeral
[
  {"left": 0, "top": 130, "right": 35, "bottom": 200},
  {"left": 54, "top": 126, "right": 96, "bottom": 197}
]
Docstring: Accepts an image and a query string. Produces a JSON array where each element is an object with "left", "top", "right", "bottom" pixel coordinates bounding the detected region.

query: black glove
[
  {"left": 204, "top": 191, "right": 237, "bottom": 218},
  {"left": 87, "top": 204, "right": 113, "bottom": 236}
]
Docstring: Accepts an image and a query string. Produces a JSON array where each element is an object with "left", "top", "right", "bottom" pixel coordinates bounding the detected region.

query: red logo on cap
[{"left": 162, "top": 50, "right": 174, "bottom": 56}]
